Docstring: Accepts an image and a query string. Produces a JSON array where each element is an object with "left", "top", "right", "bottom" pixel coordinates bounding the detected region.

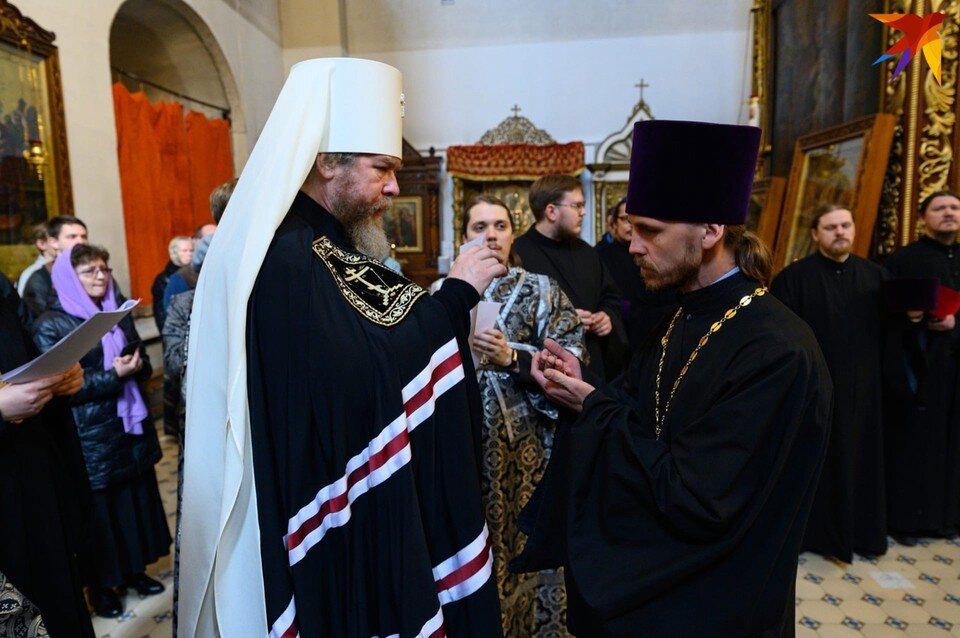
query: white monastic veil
[
  {"left": 177, "top": 61, "right": 331, "bottom": 637},
  {"left": 177, "top": 58, "right": 401, "bottom": 636}
]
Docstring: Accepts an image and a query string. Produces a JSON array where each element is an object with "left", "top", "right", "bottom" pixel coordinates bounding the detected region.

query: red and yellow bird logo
[{"left": 871, "top": 12, "right": 945, "bottom": 84}]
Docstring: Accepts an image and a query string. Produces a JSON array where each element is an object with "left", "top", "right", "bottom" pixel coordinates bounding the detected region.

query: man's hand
[
  {"left": 591, "top": 311, "right": 613, "bottom": 337},
  {"left": 531, "top": 338, "right": 583, "bottom": 381},
  {"left": 576, "top": 309, "right": 594, "bottom": 331},
  {"left": 0, "top": 374, "right": 62, "bottom": 422},
  {"left": 472, "top": 328, "right": 512, "bottom": 367},
  {"left": 448, "top": 246, "right": 507, "bottom": 295},
  {"left": 113, "top": 350, "right": 143, "bottom": 379},
  {"left": 576, "top": 309, "right": 613, "bottom": 336},
  {"left": 529, "top": 338, "right": 592, "bottom": 411},
  {"left": 929, "top": 314, "right": 956, "bottom": 331},
  {"left": 51, "top": 363, "right": 83, "bottom": 396}
]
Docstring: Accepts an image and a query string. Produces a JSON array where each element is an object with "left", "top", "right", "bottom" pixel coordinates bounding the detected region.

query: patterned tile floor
[
  {"left": 92, "top": 427, "right": 177, "bottom": 638},
  {"left": 93, "top": 426, "right": 960, "bottom": 637},
  {"left": 795, "top": 539, "right": 960, "bottom": 637}
]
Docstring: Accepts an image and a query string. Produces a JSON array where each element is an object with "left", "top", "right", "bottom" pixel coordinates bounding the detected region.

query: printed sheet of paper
[
  {"left": 2, "top": 299, "right": 139, "bottom": 383},
  {"left": 470, "top": 300, "right": 502, "bottom": 368}
]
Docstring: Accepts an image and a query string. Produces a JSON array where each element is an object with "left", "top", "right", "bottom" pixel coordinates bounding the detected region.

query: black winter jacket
[
  {"left": 22, "top": 267, "right": 54, "bottom": 319},
  {"left": 151, "top": 260, "right": 178, "bottom": 332},
  {"left": 32, "top": 299, "right": 159, "bottom": 490}
]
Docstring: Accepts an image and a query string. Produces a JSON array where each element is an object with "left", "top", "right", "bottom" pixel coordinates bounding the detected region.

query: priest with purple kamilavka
[{"left": 512, "top": 120, "right": 832, "bottom": 637}]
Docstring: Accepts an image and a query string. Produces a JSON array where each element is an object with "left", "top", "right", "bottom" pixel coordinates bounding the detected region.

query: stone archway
[
  {"left": 109, "top": 0, "right": 246, "bottom": 305},
  {"left": 109, "top": 0, "right": 246, "bottom": 170}
]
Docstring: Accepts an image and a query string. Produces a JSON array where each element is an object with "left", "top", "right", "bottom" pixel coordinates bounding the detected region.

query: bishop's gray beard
[
  {"left": 329, "top": 191, "right": 393, "bottom": 261},
  {"left": 347, "top": 215, "right": 391, "bottom": 261}
]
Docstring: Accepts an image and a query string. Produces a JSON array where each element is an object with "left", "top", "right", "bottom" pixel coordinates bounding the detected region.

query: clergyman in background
[
  {"left": 771, "top": 203, "right": 888, "bottom": 561},
  {"left": 513, "top": 175, "right": 628, "bottom": 379}
]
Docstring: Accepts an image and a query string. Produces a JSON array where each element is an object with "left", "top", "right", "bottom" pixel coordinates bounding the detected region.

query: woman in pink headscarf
[{"left": 32, "top": 244, "right": 171, "bottom": 619}]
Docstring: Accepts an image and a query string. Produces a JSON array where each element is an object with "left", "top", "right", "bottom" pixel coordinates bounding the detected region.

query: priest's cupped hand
[
  {"left": 448, "top": 245, "right": 508, "bottom": 295},
  {"left": 531, "top": 338, "right": 594, "bottom": 412}
]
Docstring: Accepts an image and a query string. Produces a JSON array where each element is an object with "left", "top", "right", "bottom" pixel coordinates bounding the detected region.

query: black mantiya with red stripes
[{"left": 247, "top": 192, "right": 502, "bottom": 638}]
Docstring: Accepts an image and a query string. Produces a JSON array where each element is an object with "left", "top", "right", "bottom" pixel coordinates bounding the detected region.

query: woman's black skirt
[{"left": 91, "top": 467, "right": 172, "bottom": 588}]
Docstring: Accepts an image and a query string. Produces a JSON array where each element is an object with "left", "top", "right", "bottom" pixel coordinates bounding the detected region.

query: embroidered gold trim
[{"left": 312, "top": 236, "right": 426, "bottom": 327}]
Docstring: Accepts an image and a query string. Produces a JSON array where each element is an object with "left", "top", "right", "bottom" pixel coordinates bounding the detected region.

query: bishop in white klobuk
[{"left": 178, "top": 57, "right": 505, "bottom": 636}]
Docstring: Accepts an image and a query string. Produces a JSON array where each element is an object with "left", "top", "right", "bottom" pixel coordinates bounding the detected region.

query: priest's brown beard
[
  {"left": 821, "top": 238, "right": 851, "bottom": 260},
  {"left": 634, "top": 235, "right": 701, "bottom": 292},
  {"left": 329, "top": 184, "right": 393, "bottom": 261},
  {"left": 557, "top": 224, "right": 580, "bottom": 242}
]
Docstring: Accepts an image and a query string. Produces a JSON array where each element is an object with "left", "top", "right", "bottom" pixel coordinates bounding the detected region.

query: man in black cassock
[
  {"left": 596, "top": 205, "right": 616, "bottom": 245},
  {"left": 771, "top": 204, "right": 888, "bottom": 560},
  {"left": 0, "top": 276, "right": 92, "bottom": 637},
  {"left": 882, "top": 189, "right": 960, "bottom": 544},
  {"left": 179, "top": 59, "right": 504, "bottom": 637},
  {"left": 595, "top": 196, "right": 677, "bottom": 348},
  {"left": 513, "top": 175, "right": 628, "bottom": 379},
  {"left": 512, "top": 120, "right": 832, "bottom": 637}
]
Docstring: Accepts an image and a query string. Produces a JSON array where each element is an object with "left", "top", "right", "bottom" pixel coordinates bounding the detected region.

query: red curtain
[
  {"left": 185, "top": 111, "right": 234, "bottom": 231},
  {"left": 112, "top": 82, "right": 233, "bottom": 303}
]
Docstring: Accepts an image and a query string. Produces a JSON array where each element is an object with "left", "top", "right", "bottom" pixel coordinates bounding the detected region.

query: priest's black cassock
[
  {"left": 247, "top": 192, "right": 502, "bottom": 637},
  {"left": 513, "top": 272, "right": 832, "bottom": 637},
  {"left": 514, "top": 228, "right": 628, "bottom": 378},
  {"left": 771, "top": 252, "right": 888, "bottom": 560},
  {"left": 883, "top": 236, "right": 960, "bottom": 536},
  {"left": 0, "top": 276, "right": 94, "bottom": 638}
]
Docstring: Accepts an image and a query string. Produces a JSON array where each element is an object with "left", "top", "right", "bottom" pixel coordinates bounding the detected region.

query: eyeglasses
[
  {"left": 77, "top": 266, "right": 112, "bottom": 278},
  {"left": 555, "top": 201, "right": 587, "bottom": 211}
]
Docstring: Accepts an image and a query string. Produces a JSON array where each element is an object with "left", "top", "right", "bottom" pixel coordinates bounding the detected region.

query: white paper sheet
[
  {"left": 470, "top": 300, "right": 503, "bottom": 368},
  {"left": 459, "top": 234, "right": 485, "bottom": 255},
  {"left": 869, "top": 571, "right": 915, "bottom": 589},
  {"left": 2, "top": 299, "right": 139, "bottom": 383}
]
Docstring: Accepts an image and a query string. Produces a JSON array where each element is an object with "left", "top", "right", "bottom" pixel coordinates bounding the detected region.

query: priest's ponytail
[{"left": 724, "top": 225, "right": 773, "bottom": 286}]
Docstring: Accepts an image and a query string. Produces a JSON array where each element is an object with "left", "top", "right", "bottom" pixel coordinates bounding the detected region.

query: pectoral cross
[
  {"left": 511, "top": 104, "right": 522, "bottom": 117},
  {"left": 344, "top": 266, "right": 403, "bottom": 305},
  {"left": 635, "top": 79, "right": 650, "bottom": 104}
]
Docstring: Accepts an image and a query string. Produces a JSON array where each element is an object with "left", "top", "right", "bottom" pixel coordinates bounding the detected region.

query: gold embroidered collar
[{"left": 312, "top": 236, "right": 426, "bottom": 327}]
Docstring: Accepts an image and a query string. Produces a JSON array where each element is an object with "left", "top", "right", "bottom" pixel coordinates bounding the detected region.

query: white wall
[
  {"left": 13, "top": 0, "right": 284, "bottom": 293},
  {"left": 357, "top": 28, "right": 753, "bottom": 257},
  {"left": 343, "top": 0, "right": 751, "bottom": 53}
]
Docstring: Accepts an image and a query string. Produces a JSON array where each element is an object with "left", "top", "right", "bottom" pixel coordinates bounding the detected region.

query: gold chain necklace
[{"left": 653, "top": 287, "right": 767, "bottom": 439}]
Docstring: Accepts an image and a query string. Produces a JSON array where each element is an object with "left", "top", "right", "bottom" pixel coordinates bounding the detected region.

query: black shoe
[
  {"left": 126, "top": 572, "right": 165, "bottom": 597},
  {"left": 892, "top": 534, "right": 919, "bottom": 547},
  {"left": 92, "top": 587, "right": 123, "bottom": 618}
]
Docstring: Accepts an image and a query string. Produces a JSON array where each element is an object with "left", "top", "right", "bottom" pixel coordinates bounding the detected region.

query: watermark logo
[{"left": 871, "top": 12, "right": 945, "bottom": 84}]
